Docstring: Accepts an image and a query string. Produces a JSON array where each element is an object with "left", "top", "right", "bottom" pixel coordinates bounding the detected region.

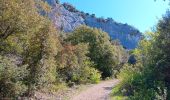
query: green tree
[
  {"left": 56, "top": 43, "right": 101, "bottom": 84},
  {"left": 112, "top": 12, "right": 170, "bottom": 99},
  {"left": 154, "top": 12, "right": 170, "bottom": 98},
  {"left": 0, "top": 0, "right": 51, "bottom": 53},
  {"left": 66, "top": 26, "right": 120, "bottom": 78},
  {"left": 0, "top": 0, "right": 62, "bottom": 95},
  {"left": 23, "top": 22, "right": 62, "bottom": 94},
  {"left": 0, "top": 55, "right": 28, "bottom": 98}
]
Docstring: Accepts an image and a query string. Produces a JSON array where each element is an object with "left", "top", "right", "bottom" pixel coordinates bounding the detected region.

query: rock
[
  {"left": 48, "top": 3, "right": 85, "bottom": 32},
  {"left": 84, "top": 16, "right": 142, "bottom": 49},
  {"left": 45, "top": 0, "right": 142, "bottom": 49}
]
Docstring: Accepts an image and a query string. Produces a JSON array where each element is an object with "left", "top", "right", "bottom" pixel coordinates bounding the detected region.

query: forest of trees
[
  {"left": 0, "top": 0, "right": 127, "bottom": 98},
  {"left": 0, "top": 0, "right": 170, "bottom": 99}
]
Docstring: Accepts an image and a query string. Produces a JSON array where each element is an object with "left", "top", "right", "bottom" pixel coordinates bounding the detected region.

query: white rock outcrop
[{"left": 45, "top": 0, "right": 142, "bottom": 49}]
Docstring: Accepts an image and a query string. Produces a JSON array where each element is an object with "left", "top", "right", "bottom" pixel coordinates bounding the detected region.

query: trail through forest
[{"left": 71, "top": 79, "right": 119, "bottom": 100}]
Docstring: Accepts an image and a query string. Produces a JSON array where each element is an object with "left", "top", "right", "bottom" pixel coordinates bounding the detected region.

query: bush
[
  {"left": 112, "top": 11, "right": 170, "bottom": 100},
  {"left": 0, "top": 56, "right": 28, "bottom": 98},
  {"left": 87, "top": 67, "right": 101, "bottom": 84},
  {"left": 72, "top": 66, "right": 101, "bottom": 84},
  {"left": 112, "top": 64, "right": 139, "bottom": 98},
  {"left": 112, "top": 63, "right": 168, "bottom": 100}
]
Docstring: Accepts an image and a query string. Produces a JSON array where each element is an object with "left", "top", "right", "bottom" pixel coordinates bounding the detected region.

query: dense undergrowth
[{"left": 111, "top": 11, "right": 170, "bottom": 100}]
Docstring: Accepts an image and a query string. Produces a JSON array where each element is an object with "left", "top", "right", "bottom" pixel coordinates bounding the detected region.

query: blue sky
[{"left": 60, "top": 0, "right": 169, "bottom": 32}]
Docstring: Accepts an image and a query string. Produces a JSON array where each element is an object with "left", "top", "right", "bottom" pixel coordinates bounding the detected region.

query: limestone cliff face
[
  {"left": 45, "top": 0, "right": 142, "bottom": 49},
  {"left": 46, "top": 1, "right": 85, "bottom": 32},
  {"left": 84, "top": 16, "right": 142, "bottom": 49}
]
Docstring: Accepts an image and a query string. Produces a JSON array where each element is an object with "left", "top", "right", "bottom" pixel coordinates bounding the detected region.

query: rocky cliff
[{"left": 45, "top": 0, "right": 142, "bottom": 49}]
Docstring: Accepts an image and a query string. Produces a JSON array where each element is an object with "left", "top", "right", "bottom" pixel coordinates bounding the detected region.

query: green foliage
[
  {"left": 153, "top": 12, "right": 170, "bottom": 98},
  {"left": 112, "top": 12, "right": 170, "bottom": 99},
  {"left": 112, "top": 64, "right": 141, "bottom": 98},
  {"left": 0, "top": 0, "right": 62, "bottom": 96},
  {"left": 24, "top": 23, "right": 61, "bottom": 91},
  {"left": 0, "top": 55, "right": 28, "bottom": 98},
  {"left": 0, "top": 0, "right": 127, "bottom": 98},
  {"left": 71, "top": 64, "right": 101, "bottom": 84},
  {"left": 66, "top": 26, "right": 125, "bottom": 78},
  {"left": 112, "top": 63, "right": 167, "bottom": 100},
  {"left": 0, "top": 0, "right": 51, "bottom": 54},
  {"left": 47, "top": 83, "right": 67, "bottom": 92},
  {"left": 56, "top": 43, "right": 101, "bottom": 84}
]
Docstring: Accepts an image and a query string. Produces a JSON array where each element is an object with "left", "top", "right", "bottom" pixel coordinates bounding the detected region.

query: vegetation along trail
[{"left": 71, "top": 79, "right": 119, "bottom": 100}]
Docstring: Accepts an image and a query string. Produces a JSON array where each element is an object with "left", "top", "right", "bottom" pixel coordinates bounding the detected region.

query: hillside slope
[{"left": 45, "top": 0, "right": 142, "bottom": 49}]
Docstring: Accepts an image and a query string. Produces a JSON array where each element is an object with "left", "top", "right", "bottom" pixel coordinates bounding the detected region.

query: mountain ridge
[{"left": 46, "top": 0, "right": 142, "bottom": 49}]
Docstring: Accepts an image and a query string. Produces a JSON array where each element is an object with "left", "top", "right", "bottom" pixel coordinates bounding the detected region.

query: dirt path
[{"left": 71, "top": 79, "right": 119, "bottom": 100}]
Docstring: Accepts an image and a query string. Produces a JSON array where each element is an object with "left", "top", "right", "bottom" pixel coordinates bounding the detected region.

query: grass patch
[
  {"left": 110, "top": 83, "right": 128, "bottom": 100},
  {"left": 48, "top": 83, "right": 67, "bottom": 92}
]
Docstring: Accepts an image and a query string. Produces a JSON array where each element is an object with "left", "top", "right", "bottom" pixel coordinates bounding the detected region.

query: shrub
[
  {"left": 87, "top": 67, "right": 101, "bottom": 84},
  {"left": 112, "top": 64, "right": 140, "bottom": 97},
  {"left": 112, "top": 63, "right": 168, "bottom": 100},
  {"left": 72, "top": 66, "right": 101, "bottom": 84},
  {"left": 0, "top": 56, "right": 28, "bottom": 98}
]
